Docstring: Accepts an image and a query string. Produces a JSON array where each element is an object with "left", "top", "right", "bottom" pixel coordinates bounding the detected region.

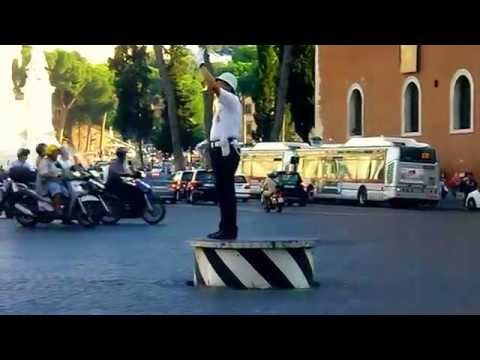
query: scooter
[
  {"left": 262, "top": 187, "right": 285, "bottom": 213},
  {"left": 101, "top": 171, "right": 166, "bottom": 225},
  {"left": 13, "top": 168, "right": 106, "bottom": 228},
  {"left": 1, "top": 168, "right": 37, "bottom": 219}
]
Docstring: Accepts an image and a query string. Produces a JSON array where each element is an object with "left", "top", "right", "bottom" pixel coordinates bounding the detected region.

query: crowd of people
[{"left": 1, "top": 143, "right": 83, "bottom": 217}]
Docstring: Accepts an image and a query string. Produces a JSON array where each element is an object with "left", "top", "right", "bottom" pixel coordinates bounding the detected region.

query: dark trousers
[{"left": 210, "top": 146, "right": 240, "bottom": 234}]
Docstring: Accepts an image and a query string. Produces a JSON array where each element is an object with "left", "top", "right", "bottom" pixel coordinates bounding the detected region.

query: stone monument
[{"left": 0, "top": 45, "right": 58, "bottom": 167}]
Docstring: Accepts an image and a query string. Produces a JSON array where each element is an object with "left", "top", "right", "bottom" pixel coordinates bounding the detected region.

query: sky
[{"left": 39, "top": 45, "right": 231, "bottom": 64}]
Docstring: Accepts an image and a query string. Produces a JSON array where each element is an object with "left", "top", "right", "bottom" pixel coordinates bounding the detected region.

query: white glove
[{"left": 195, "top": 48, "right": 206, "bottom": 68}]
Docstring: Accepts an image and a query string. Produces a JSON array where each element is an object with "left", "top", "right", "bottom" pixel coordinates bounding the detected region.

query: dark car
[
  {"left": 186, "top": 170, "right": 217, "bottom": 204},
  {"left": 275, "top": 171, "right": 308, "bottom": 206},
  {"left": 145, "top": 175, "right": 177, "bottom": 204},
  {"left": 172, "top": 170, "right": 194, "bottom": 201}
]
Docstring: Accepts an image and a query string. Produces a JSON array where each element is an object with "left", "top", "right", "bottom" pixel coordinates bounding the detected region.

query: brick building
[{"left": 314, "top": 45, "right": 480, "bottom": 177}]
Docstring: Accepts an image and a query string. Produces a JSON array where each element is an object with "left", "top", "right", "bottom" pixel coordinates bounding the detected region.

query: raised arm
[{"left": 196, "top": 48, "right": 221, "bottom": 97}]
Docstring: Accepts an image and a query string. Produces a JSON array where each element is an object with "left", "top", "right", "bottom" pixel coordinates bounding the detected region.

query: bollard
[{"left": 189, "top": 238, "right": 317, "bottom": 289}]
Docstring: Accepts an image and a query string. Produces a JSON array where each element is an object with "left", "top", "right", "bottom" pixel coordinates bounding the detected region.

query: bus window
[
  {"left": 322, "top": 158, "right": 340, "bottom": 181},
  {"left": 356, "top": 156, "right": 371, "bottom": 182},
  {"left": 240, "top": 159, "right": 252, "bottom": 176},
  {"left": 301, "top": 158, "right": 319, "bottom": 179},
  {"left": 370, "top": 155, "right": 386, "bottom": 182},
  {"left": 251, "top": 158, "right": 283, "bottom": 178},
  {"left": 386, "top": 163, "right": 394, "bottom": 184},
  {"left": 339, "top": 157, "right": 356, "bottom": 181}
]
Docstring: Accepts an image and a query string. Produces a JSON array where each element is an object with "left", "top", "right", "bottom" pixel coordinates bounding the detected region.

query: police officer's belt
[{"left": 209, "top": 138, "right": 238, "bottom": 148}]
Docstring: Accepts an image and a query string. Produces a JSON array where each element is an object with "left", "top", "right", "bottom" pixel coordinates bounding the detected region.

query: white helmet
[{"left": 216, "top": 72, "right": 238, "bottom": 93}]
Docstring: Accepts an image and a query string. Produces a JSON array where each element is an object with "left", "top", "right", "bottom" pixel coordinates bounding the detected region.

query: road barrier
[{"left": 189, "top": 239, "right": 317, "bottom": 289}]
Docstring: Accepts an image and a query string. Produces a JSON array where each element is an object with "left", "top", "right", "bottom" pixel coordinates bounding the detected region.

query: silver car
[{"left": 235, "top": 175, "right": 251, "bottom": 202}]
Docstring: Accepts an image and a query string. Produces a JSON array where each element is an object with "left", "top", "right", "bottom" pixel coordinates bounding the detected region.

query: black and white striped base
[{"left": 190, "top": 239, "right": 316, "bottom": 289}]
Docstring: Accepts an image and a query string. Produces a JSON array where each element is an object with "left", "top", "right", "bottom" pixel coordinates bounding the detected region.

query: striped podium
[{"left": 190, "top": 238, "right": 317, "bottom": 289}]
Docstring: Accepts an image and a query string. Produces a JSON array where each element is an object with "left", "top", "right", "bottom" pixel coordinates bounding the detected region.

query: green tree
[
  {"left": 12, "top": 45, "right": 32, "bottom": 98},
  {"left": 254, "top": 45, "right": 278, "bottom": 141},
  {"left": 272, "top": 45, "right": 293, "bottom": 141},
  {"left": 153, "top": 45, "right": 185, "bottom": 171},
  {"left": 213, "top": 45, "right": 258, "bottom": 97},
  {"left": 45, "top": 49, "right": 90, "bottom": 143},
  {"left": 151, "top": 46, "right": 204, "bottom": 154},
  {"left": 109, "top": 45, "right": 155, "bottom": 167},
  {"left": 70, "top": 63, "right": 116, "bottom": 152},
  {"left": 287, "top": 45, "right": 315, "bottom": 143}
]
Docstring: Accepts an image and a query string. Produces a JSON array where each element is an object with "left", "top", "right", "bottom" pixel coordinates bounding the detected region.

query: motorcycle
[
  {"left": 1, "top": 178, "right": 25, "bottom": 219},
  {"left": 1, "top": 168, "right": 37, "bottom": 219},
  {"left": 261, "top": 187, "right": 285, "bottom": 213},
  {"left": 13, "top": 167, "right": 107, "bottom": 228},
  {"left": 100, "top": 171, "right": 166, "bottom": 225}
]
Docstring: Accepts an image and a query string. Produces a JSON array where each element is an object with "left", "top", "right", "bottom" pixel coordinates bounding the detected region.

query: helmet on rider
[
  {"left": 267, "top": 172, "right": 277, "bottom": 179},
  {"left": 46, "top": 144, "right": 60, "bottom": 158}
]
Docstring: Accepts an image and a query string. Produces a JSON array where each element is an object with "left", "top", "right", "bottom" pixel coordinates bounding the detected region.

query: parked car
[
  {"left": 186, "top": 169, "right": 217, "bottom": 204},
  {"left": 274, "top": 171, "right": 308, "bottom": 206},
  {"left": 466, "top": 189, "right": 480, "bottom": 211},
  {"left": 145, "top": 175, "right": 177, "bottom": 204},
  {"left": 172, "top": 170, "right": 194, "bottom": 201},
  {"left": 235, "top": 175, "right": 251, "bottom": 202}
]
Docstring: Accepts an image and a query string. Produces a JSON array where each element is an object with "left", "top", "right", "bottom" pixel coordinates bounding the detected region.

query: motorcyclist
[
  {"left": 261, "top": 172, "right": 279, "bottom": 206},
  {"left": 106, "top": 147, "right": 143, "bottom": 204},
  {"left": 36, "top": 144, "right": 68, "bottom": 216},
  {"left": 35, "top": 143, "right": 47, "bottom": 169},
  {"left": 461, "top": 172, "right": 478, "bottom": 199},
  {"left": 8, "top": 148, "right": 34, "bottom": 171},
  {"left": 8, "top": 148, "right": 36, "bottom": 184}
]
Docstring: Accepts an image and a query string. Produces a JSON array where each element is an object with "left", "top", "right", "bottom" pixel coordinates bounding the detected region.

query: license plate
[
  {"left": 204, "top": 184, "right": 214, "bottom": 188},
  {"left": 284, "top": 185, "right": 295, "bottom": 189}
]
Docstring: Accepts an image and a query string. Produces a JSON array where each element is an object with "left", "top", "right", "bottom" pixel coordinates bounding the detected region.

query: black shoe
[
  {"left": 207, "top": 231, "right": 237, "bottom": 240},
  {"left": 207, "top": 230, "right": 223, "bottom": 239}
]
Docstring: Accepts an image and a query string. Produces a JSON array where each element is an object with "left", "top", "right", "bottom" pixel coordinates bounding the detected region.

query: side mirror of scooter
[{"left": 134, "top": 170, "right": 146, "bottom": 179}]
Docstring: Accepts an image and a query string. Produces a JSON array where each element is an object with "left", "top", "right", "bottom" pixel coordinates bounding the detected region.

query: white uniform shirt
[{"left": 210, "top": 88, "right": 242, "bottom": 141}]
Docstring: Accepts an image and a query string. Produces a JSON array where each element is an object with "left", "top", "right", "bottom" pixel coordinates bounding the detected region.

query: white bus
[
  {"left": 238, "top": 142, "right": 311, "bottom": 196},
  {"left": 296, "top": 137, "right": 440, "bottom": 207}
]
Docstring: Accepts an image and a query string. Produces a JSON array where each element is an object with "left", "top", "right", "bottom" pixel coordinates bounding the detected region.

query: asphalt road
[{"left": 1, "top": 198, "right": 479, "bottom": 314}]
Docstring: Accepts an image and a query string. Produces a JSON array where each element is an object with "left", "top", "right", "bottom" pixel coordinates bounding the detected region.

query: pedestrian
[{"left": 196, "top": 48, "right": 242, "bottom": 240}]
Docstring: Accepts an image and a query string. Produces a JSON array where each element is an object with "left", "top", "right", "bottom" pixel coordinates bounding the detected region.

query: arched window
[
  {"left": 450, "top": 69, "right": 474, "bottom": 133},
  {"left": 347, "top": 84, "right": 364, "bottom": 137},
  {"left": 402, "top": 77, "right": 421, "bottom": 135}
]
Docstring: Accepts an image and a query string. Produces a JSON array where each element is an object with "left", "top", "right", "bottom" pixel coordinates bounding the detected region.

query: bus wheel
[{"left": 357, "top": 187, "right": 368, "bottom": 207}]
